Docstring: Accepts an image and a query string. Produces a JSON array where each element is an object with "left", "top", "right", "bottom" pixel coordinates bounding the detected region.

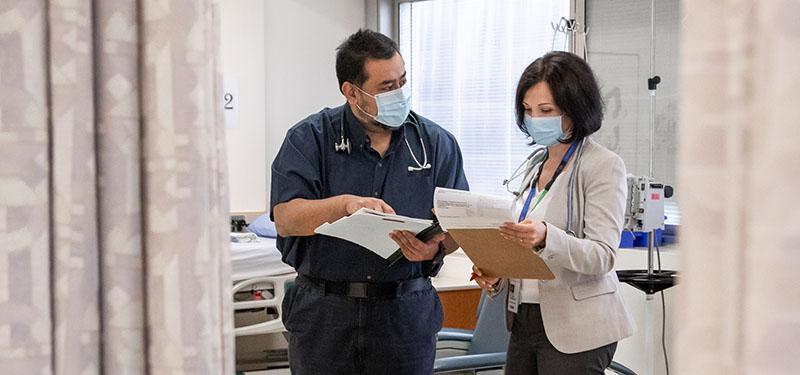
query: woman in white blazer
[{"left": 472, "top": 51, "right": 635, "bottom": 374}]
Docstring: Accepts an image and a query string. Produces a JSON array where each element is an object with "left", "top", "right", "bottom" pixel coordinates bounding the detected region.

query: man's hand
[
  {"left": 389, "top": 230, "right": 445, "bottom": 262},
  {"left": 343, "top": 196, "right": 396, "bottom": 215},
  {"left": 273, "top": 195, "right": 395, "bottom": 237}
]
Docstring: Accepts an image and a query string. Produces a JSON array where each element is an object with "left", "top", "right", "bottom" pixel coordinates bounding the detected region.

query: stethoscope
[
  {"left": 335, "top": 110, "right": 431, "bottom": 172},
  {"left": 502, "top": 139, "right": 586, "bottom": 236}
]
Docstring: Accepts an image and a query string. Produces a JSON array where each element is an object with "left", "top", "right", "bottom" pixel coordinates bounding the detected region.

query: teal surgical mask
[
  {"left": 524, "top": 114, "right": 565, "bottom": 146},
  {"left": 355, "top": 84, "right": 412, "bottom": 128}
]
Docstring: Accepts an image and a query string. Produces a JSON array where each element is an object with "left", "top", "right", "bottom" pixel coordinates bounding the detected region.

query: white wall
[
  {"left": 263, "top": 0, "right": 366, "bottom": 206},
  {"left": 220, "top": 0, "right": 267, "bottom": 213},
  {"left": 221, "top": 0, "right": 366, "bottom": 213}
]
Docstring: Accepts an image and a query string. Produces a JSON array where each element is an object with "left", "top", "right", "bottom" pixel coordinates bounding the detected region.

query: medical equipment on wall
[
  {"left": 335, "top": 110, "right": 431, "bottom": 172},
  {"left": 624, "top": 175, "right": 674, "bottom": 233}
]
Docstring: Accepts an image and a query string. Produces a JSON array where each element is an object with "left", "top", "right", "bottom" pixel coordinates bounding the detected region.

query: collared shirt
[{"left": 270, "top": 104, "right": 469, "bottom": 282}]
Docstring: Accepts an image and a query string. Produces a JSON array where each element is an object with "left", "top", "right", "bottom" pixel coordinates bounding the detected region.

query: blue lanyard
[{"left": 517, "top": 142, "right": 579, "bottom": 222}]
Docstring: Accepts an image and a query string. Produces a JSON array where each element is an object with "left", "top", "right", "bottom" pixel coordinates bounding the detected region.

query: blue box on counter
[
  {"left": 619, "top": 231, "right": 636, "bottom": 248},
  {"left": 619, "top": 229, "right": 665, "bottom": 248}
]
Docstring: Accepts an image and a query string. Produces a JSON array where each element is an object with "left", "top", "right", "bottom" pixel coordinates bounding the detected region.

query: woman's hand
[
  {"left": 472, "top": 265, "right": 500, "bottom": 293},
  {"left": 499, "top": 219, "right": 547, "bottom": 250}
]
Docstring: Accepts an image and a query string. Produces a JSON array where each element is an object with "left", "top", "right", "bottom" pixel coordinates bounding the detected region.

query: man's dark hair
[
  {"left": 336, "top": 29, "right": 399, "bottom": 93},
  {"left": 514, "top": 51, "right": 604, "bottom": 144}
]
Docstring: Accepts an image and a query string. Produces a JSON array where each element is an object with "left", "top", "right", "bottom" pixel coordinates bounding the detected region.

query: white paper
[
  {"left": 314, "top": 208, "right": 433, "bottom": 258},
  {"left": 433, "top": 187, "right": 514, "bottom": 229}
]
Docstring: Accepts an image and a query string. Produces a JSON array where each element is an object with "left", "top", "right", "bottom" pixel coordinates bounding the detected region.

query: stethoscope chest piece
[{"left": 335, "top": 135, "right": 351, "bottom": 154}]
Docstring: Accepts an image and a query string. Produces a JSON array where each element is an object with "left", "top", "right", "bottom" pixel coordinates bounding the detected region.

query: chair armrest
[
  {"left": 607, "top": 360, "right": 637, "bottom": 375},
  {"left": 433, "top": 352, "right": 507, "bottom": 373},
  {"left": 436, "top": 330, "right": 473, "bottom": 342}
]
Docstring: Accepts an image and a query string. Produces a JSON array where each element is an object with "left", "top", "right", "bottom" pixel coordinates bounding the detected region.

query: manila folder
[{"left": 447, "top": 228, "right": 554, "bottom": 280}]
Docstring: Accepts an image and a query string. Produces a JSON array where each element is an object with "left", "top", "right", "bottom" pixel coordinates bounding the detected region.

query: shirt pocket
[{"left": 570, "top": 276, "right": 617, "bottom": 301}]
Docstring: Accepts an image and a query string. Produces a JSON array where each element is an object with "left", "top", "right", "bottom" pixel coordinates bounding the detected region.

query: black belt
[{"left": 297, "top": 274, "right": 431, "bottom": 299}]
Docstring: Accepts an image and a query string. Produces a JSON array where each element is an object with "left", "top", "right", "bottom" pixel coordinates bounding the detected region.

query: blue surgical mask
[
  {"left": 355, "top": 85, "right": 412, "bottom": 128},
  {"left": 524, "top": 114, "right": 565, "bottom": 146}
]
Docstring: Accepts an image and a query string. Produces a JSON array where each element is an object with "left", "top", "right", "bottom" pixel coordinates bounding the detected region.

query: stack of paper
[
  {"left": 314, "top": 208, "right": 433, "bottom": 259},
  {"left": 433, "top": 187, "right": 554, "bottom": 280},
  {"left": 433, "top": 188, "right": 514, "bottom": 229}
]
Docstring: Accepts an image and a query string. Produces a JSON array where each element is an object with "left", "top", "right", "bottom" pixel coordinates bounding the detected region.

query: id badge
[{"left": 508, "top": 279, "right": 521, "bottom": 314}]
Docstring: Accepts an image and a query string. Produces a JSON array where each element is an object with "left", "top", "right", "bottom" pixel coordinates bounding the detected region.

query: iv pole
[
  {"left": 614, "top": 1, "right": 677, "bottom": 374},
  {"left": 612, "top": 1, "right": 678, "bottom": 374},
  {"left": 647, "top": 0, "right": 661, "bottom": 281},
  {"left": 556, "top": 7, "right": 676, "bottom": 373}
]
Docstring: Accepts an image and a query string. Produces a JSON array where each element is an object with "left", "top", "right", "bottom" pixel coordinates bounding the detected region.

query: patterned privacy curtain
[
  {"left": 0, "top": 1, "right": 233, "bottom": 374},
  {"left": 676, "top": 0, "right": 800, "bottom": 374}
]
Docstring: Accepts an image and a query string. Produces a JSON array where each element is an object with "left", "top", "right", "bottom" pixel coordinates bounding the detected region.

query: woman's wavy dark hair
[{"left": 515, "top": 51, "right": 604, "bottom": 144}]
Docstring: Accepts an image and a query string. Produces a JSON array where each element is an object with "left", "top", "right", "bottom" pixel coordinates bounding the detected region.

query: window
[{"left": 398, "top": 0, "right": 571, "bottom": 195}]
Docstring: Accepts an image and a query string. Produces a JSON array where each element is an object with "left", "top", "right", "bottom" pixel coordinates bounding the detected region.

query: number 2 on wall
[{"left": 224, "top": 93, "right": 234, "bottom": 110}]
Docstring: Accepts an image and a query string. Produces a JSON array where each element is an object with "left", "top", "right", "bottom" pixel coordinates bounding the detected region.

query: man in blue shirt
[{"left": 270, "top": 29, "right": 469, "bottom": 374}]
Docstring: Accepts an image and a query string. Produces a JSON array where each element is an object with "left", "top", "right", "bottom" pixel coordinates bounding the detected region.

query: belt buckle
[{"left": 348, "top": 282, "right": 368, "bottom": 298}]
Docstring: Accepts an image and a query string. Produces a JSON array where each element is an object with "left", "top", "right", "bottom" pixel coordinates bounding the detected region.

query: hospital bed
[
  {"left": 231, "top": 237, "right": 295, "bottom": 282},
  {"left": 231, "top": 236, "right": 296, "bottom": 372}
]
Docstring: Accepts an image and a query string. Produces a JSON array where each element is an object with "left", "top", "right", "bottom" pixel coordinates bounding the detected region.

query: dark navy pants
[{"left": 282, "top": 277, "right": 443, "bottom": 375}]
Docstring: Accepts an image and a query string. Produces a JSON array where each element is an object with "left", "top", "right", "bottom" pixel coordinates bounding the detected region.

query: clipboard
[{"left": 447, "top": 228, "right": 554, "bottom": 280}]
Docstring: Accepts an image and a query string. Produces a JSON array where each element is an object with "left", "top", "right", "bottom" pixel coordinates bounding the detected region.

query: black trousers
[
  {"left": 505, "top": 303, "right": 617, "bottom": 375},
  {"left": 282, "top": 277, "right": 442, "bottom": 375}
]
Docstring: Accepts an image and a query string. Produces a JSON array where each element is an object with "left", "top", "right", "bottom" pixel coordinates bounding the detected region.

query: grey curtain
[
  {"left": 0, "top": 0, "right": 234, "bottom": 374},
  {"left": 676, "top": 0, "right": 800, "bottom": 374}
]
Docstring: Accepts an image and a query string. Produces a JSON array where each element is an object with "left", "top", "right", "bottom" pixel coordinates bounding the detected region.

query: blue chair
[{"left": 434, "top": 288, "right": 509, "bottom": 373}]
